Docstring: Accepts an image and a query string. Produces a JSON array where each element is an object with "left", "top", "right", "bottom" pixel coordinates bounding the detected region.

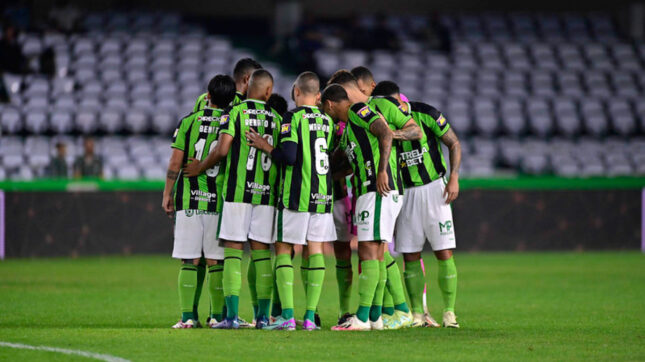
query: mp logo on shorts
[
  {"left": 439, "top": 220, "right": 453, "bottom": 235},
  {"left": 392, "top": 194, "right": 399, "bottom": 203},
  {"left": 355, "top": 210, "right": 370, "bottom": 225}
]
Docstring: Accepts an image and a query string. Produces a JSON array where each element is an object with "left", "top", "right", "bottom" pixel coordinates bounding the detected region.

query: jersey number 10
[
  {"left": 247, "top": 135, "right": 273, "bottom": 172},
  {"left": 194, "top": 138, "right": 219, "bottom": 177}
]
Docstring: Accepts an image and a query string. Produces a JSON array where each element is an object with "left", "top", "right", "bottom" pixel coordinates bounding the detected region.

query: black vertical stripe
[
  {"left": 189, "top": 110, "right": 210, "bottom": 210},
  {"left": 350, "top": 121, "right": 377, "bottom": 194},
  {"left": 410, "top": 139, "right": 432, "bottom": 185},
  {"left": 175, "top": 117, "right": 195, "bottom": 211},
  {"left": 423, "top": 122, "right": 446, "bottom": 177},
  {"left": 306, "top": 107, "right": 319, "bottom": 212},
  {"left": 260, "top": 102, "right": 275, "bottom": 205},
  {"left": 204, "top": 109, "right": 219, "bottom": 212},
  {"left": 323, "top": 115, "right": 334, "bottom": 213},
  {"left": 243, "top": 101, "right": 257, "bottom": 204},
  {"left": 225, "top": 109, "right": 242, "bottom": 202}
]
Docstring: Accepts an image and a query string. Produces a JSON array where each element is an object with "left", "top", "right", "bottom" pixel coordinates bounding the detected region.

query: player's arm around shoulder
[
  {"left": 183, "top": 110, "right": 234, "bottom": 177},
  {"left": 368, "top": 115, "right": 395, "bottom": 196},
  {"left": 440, "top": 127, "right": 461, "bottom": 204}
]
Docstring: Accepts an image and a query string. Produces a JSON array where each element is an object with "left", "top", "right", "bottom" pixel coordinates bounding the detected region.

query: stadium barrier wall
[{"left": 1, "top": 177, "right": 643, "bottom": 257}]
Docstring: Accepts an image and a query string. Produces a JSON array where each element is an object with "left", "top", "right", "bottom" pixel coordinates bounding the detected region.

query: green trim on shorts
[
  {"left": 277, "top": 208, "right": 284, "bottom": 242},
  {"left": 374, "top": 194, "right": 382, "bottom": 241}
]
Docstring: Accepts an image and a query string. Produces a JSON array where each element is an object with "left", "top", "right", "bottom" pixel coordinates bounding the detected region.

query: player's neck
[
  {"left": 347, "top": 87, "right": 368, "bottom": 104},
  {"left": 296, "top": 97, "right": 318, "bottom": 108}
]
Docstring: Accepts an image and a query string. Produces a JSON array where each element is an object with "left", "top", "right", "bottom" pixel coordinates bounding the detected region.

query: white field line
[{"left": 0, "top": 341, "right": 130, "bottom": 362}]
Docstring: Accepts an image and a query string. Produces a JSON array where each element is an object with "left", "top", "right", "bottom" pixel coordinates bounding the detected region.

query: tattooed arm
[
  {"left": 440, "top": 128, "right": 462, "bottom": 204},
  {"left": 392, "top": 119, "right": 423, "bottom": 141},
  {"left": 162, "top": 148, "right": 184, "bottom": 218},
  {"left": 369, "top": 117, "right": 394, "bottom": 196}
]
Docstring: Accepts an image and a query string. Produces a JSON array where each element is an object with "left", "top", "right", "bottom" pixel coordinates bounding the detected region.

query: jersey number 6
[{"left": 315, "top": 137, "right": 329, "bottom": 175}]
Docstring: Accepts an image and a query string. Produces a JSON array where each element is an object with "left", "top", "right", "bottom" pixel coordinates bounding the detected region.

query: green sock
[
  {"left": 369, "top": 260, "right": 386, "bottom": 322},
  {"left": 404, "top": 260, "right": 425, "bottom": 314},
  {"left": 271, "top": 258, "right": 282, "bottom": 318},
  {"left": 223, "top": 248, "right": 243, "bottom": 318},
  {"left": 356, "top": 260, "right": 379, "bottom": 323},
  {"left": 383, "top": 288, "right": 395, "bottom": 316},
  {"left": 305, "top": 253, "right": 325, "bottom": 322},
  {"left": 438, "top": 257, "right": 458, "bottom": 312},
  {"left": 252, "top": 249, "right": 273, "bottom": 319},
  {"left": 301, "top": 256, "right": 309, "bottom": 297},
  {"left": 335, "top": 258, "right": 353, "bottom": 316},
  {"left": 178, "top": 263, "right": 198, "bottom": 322},
  {"left": 385, "top": 251, "right": 410, "bottom": 313},
  {"left": 275, "top": 253, "right": 294, "bottom": 320},
  {"left": 207, "top": 264, "right": 224, "bottom": 321},
  {"left": 247, "top": 258, "right": 258, "bottom": 318},
  {"left": 193, "top": 258, "right": 206, "bottom": 321}
]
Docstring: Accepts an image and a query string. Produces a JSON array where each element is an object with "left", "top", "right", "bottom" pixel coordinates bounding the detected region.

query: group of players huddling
[{"left": 162, "top": 58, "right": 462, "bottom": 331}]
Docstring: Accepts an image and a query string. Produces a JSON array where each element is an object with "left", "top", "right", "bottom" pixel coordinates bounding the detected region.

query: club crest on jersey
[
  {"left": 436, "top": 114, "right": 446, "bottom": 127},
  {"left": 281, "top": 123, "right": 291, "bottom": 134},
  {"left": 220, "top": 115, "right": 229, "bottom": 125},
  {"left": 358, "top": 106, "right": 372, "bottom": 118}
]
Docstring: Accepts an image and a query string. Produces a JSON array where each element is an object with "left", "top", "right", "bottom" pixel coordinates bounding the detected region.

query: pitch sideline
[{"left": 0, "top": 341, "right": 130, "bottom": 362}]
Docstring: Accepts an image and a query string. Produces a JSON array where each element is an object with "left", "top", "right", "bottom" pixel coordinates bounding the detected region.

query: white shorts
[
  {"left": 274, "top": 208, "right": 337, "bottom": 245},
  {"left": 173, "top": 210, "right": 224, "bottom": 260},
  {"left": 395, "top": 179, "right": 456, "bottom": 253},
  {"left": 354, "top": 191, "right": 403, "bottom": 243},
  {"left": 333, "top": 198, "right": 353, "bottom": 242},
  {"left": 217, "top": 202, "right": 275, "bottom": 244}
]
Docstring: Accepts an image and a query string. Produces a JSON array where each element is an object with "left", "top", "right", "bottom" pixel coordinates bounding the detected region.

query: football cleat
[
  {"left": 369, "top": 316, "right": 384, "bottom": 331},
  {"left": 442, "top": 311, "right": 460, "bottom": 328},
  {"left": 302, "top": 320, "right": 318, "bottom": 331},
  {"left": 207, "top": 318, "right": 219, "bottom": 328},
  {"left": 337, "top": 313, "right": 353, "bottom": 326},
  {"left": 383, "top": 310, "right": 413, "bottom": 330},
  {"left": 238, "top": 317, "right": 254, "bottom": 329},
  {"left": 263, "top": 316, "right": 296, "bottom": 331},
  {"left": 424, "top": 313, "right": 440, "bottom": 328},
  {"left": 171, "top": 319, "right": 195, "bottom": 329},
  {"left": 211, "top": 317, "right": 240, "bottom": 329},
  {"left": 255, "top": 316, "right": 270, "bottom": 329},
  {"left": 331, "top": 315, "right": 371, "bottom": 331},
  {"left": 194, "top": 320, "right": 203, "bottom": 328}
]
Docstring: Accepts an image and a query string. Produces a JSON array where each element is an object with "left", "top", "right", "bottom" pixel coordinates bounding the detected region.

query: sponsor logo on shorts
[
  {"left": 439, "top": 220, "right": 453, "bottom": 235},
  {"left": 185, "top": 209, "right": 217, "bottom": 217},
  {"left": 355, "top": 210, "right": 370, "bottom": 225},
  {"left": 392, "top": 194, "right": 399, "bottom": 203}
]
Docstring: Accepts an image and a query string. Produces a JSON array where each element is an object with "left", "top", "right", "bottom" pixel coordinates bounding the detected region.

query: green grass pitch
[{"left": 1, "top": 252, "right": 644, "bottom": 361}]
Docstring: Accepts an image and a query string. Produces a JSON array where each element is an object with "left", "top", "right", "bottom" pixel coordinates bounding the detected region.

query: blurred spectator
[
  {"left": 48, "top": 142, "right": 68, "bottom": 178},
  {"left": 49, "top": 0, "right": 81, "bottom": 33},
  {"left": 73, "top": 138, "right": 103, "bottom": 179},
  {"left": 0, "top": 24, "right": 30, "bottom": 74},
  {"left": 370, "top": 14, "right": 399, "bottom": 50}
]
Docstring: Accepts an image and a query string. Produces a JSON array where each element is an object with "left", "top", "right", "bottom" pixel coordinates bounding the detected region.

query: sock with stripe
[
  {"left": 252, "top": 249, "right": 273, "bottom": 319},
  {"left": 382, "top": 288, "right": 395, "bottom": 316},
  {"left": 193, "top": 257, "right": 206, "bottom": 321},
  {"left": 356, "top": 259, "right": 379, "bottom": 323},
  {"left": 369, "top": 260, "right": 387, "bottom": 322},
  {"left": 247, "top": 258, "right": 258, "bottom": 318},
  {"left": 305, "top": 253, "right": 325, "bottom": 323},
  {"left": 275, "top": 253, "right": 294, "bottom": 320},
  {"left": 207, "top": 263, "right": 225, "bottom": 321},
  {"left": 385, "top": 251, "right": 410, "bottom": 313},
  {"left": 335, "top": 258, "right": 353, "bottom": 316},
  {"left": 271, "top": 258, "right": 282, "bottom": 318},
  {"left": 300, "top": 256, "right": 309, "bottom": 297},
  {"left": 223, "top": 248, "right": 243, "bottom": 319},
  {"left": 178, "top": 263, "right": 197, "bottom": 322},
  {"left": 404, "top": 259, "right": 425, "bottom": 314},
  {"left": 438, "top": 256, "right": 458, "bottom": 312}
]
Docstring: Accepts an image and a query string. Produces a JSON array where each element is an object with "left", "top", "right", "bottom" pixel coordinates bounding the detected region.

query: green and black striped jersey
[
  {"left": 171, "top": 107, "right": 227, "bottom": 212},
  {"left": 399, "top": 101, "right": 449, "bottom": 187},
  {"left": 339, "top": 102, "right": 406, "bottom": 197},
  {"left": 193, "top": 91, "right": 246, "bottom": 113},
  {"left": 278, "top": 105, "right": 335, "bottom": 213},
  {"left": 220, "top": 99, "right": 282, "bottom": 205}
]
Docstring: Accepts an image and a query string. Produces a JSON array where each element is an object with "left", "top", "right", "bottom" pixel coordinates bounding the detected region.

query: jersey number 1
[{"left": 194, "top": 139, "right": 219, "bottom": 177}]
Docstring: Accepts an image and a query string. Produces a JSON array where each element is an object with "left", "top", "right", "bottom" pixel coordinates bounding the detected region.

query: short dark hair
[
  {"left": 267, "top": 93, "right": 288, "bottom": 115},
  {"left": 351, "top": 66, "right": 374, "bottom": 82},
  {"left": 372, "top": 80, "right": 400, "bottom": 98},
  {"left": 233, "top": 58, "right": 262, "bottom": 81},
  {"left": 327, "top": 69, "right": 358, "bottom": 86},
  {"left": 207, "top": 75, "right": 236, "bottom": 108},
  {"left": 295, "top": 71, "right": 320, "bottom": 95},
  {"left": 250, "top": 69, "right": 274, "bottom": 84},
  {"left": 321, "top": 84, "right": 349, "bottom": 104}
]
